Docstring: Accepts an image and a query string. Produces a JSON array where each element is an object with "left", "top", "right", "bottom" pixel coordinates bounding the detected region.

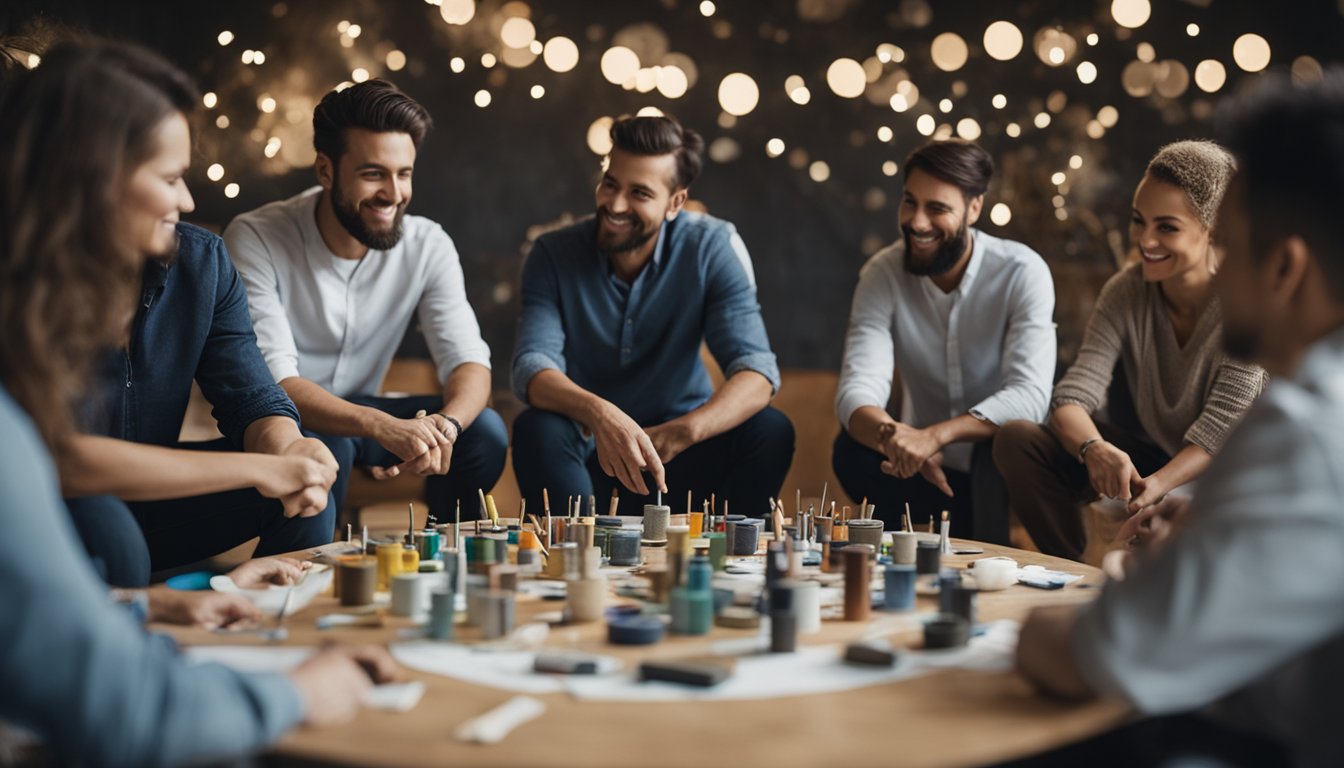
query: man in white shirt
[
  {"left": 1014, "top": 71, "right": 1344, "bottom": 768},
  {"left": 833, "top": 139, "right": 1056, "bottom": 542},
  {"left": 225, "top": 79, "right": 506, "bottom": 527}
]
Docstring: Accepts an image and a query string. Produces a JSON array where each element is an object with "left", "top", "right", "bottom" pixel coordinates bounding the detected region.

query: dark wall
[{"left": 6, "top": 0, "right": 1343, "bottom": 388}]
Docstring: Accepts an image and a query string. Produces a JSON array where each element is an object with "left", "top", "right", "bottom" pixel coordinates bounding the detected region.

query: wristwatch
[{"left": 440, "top": 414, "right": 463, "bottom": 443}]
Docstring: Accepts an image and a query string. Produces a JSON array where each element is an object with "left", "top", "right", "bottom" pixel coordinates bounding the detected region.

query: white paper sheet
[
  {"left": 390, "top": 642, "right": 621, "bottom": 694},
  {"left": 563, "top": 620, "right": 1020, "bottom": 702}
]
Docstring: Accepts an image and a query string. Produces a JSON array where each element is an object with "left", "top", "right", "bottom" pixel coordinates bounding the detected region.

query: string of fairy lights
[{"left": 13, "top": 0, "right": 1328, "bottom": 252}]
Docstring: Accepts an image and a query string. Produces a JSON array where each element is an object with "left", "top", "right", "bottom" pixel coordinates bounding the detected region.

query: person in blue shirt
[
  {"left": 511, "top": 115, "right": 793, "bottom": 517},
  {"left": 0, "top": 38, "right": 395, "bottom": 767}
]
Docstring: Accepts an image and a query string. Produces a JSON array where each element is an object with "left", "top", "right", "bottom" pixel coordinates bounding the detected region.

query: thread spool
[
  {"left": 924, "top": 615, "right": 970, "bottom": 649},
  {"left": 428, "top": 588, "right": 454, "bottom": 640},
  {"left": 608, "top": 615, "right": 665, "bottom": 645},
  {"left": 667, "top": 525, "right": 691, "bottom": 586},
  {"left": 443, "top": 548, "right": 463, "bottom": 594},
  {"left": 969, "top": 557, "right": 1017, "bottom": 591},
  {"left": 376, "top": 543, "right": 418, "bottom": 591},
  {"left": 608, "top": 529, "right": 642, "bottom": 566},
  {"left": 686, "top": 556, "right": 712, "bottom": 592},
  {"left": 479, "top": 591, "right": 515, "bottom": 639},
  {"left": 769, "top": 582, "right": 798, "bottom": 653},
  {"left": 847, "top": 519, "right": 884, "bottom": 551},
  {"left": 577, "top": 546, "right": 600, "bottom": 579},
  {"left": 817, "top": 516, "right": 835, "bottom": 543},
  {"left": 642, "top": 504, "right": 671, "bottom": 542},
  {"left": 793, "top": 580, "right": 821, "bottom": 634},
  {"left": 949, "top": 584, "right": 978, "bottom": 625},
  {"left": 890, "top": 531, "right": 918, "bottom": 565},
  {"left": 391, "top": 573, "right": 429, "bottom": 617},
  {"left": 414, "top": 529, "right": 441, "bottom": 562},
  {"left": 729, "top": 518, "right": 763, "bottom": 555},
  {"left": 547, "top": 541, "right": 576, "bottom": 579},
  {"left": 337, "top": 555, "right": 376, "bottom": 607},
  {"left": 915, "top": 540, "right": 942, "bottom": 575},
  {"left": 571, "top": 518, "right": 595, "bottom": 549},
  {"left": 646, "top": 565, "right": 671, "bottom": 604},
  {"left": 701, "top": 533, "right": 724, "bottom": 571},
  {"left": 833, "top": 521, "right": 849, "bottom": 542},
  {"left": 669, "top": 586, "right": 713, "bottom": 635},
  {"left": 688, "top": 511, "right": 704, "bottom": 538},
  {"left": 463, "top": 574, "right": 488, "bottom": 627},
  {"left": 565, "top": 575, "right": 606, "bottom": 623},
  {"left": 843, "top": 545, "right": 873, "bottom": 621},
  {"left": 883, "top": 564, "right": 917, "bottom": 611},
  {"left": 494, "top": 538, "right": 510, "bottom": 565},
  {"left": 938, "top": 569, "right": 963, "bottom": 614},
  {"left": 765, "top": 540, "right": 790, "bottom": 588}
]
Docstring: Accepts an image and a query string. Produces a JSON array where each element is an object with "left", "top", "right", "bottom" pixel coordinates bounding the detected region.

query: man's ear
[
  {"left": 666, "top": 187, "right": 689, "bottom": 221},
  {"left": 315, "top": 153, "right": 335, "bottom": 191},
  {"left": 966, "top": 194, "right": 985, "bottom": 226},
  {"left": 1272, "top": 235, "right": 1313, "bottom": 304}
]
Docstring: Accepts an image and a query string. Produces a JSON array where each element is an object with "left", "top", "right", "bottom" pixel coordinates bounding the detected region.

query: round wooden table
[{"left": 162, "top": 538, "right": 1130, "bottom": 767}]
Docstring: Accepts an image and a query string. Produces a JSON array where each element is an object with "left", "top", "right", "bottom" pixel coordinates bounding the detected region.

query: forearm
[
  {"left": 242, "top": 413, "right": 307, "bottom": 456},
  {"left": 1049, "top": 404, "right": 1103, "bottom": 459},
  {"left": 670, "top": 370, "right": 773, "bottom": 445},
  {"left": 526, "top": 368, "right": 611, "bottom": 429},
  {"left": 1147, "top": 443, "right": 1212, "bottom": 492},
  {"left": 58, "top": 435, "right": 263, "bottom": 500},
  {"left": 1017, "top": 604, "right": 1096, "bottom": 700},
  {"left": 926, "top": 413, "right": 998, "bottom": 448},
  {"left": 278, "top": 377, "right": 387, "bottom": 440},
  {"left": 439, "top": 363, "right": 491, "bottom": 431},
  {"left": 847, "top": 406, "right": 899, "bottom": 452}
]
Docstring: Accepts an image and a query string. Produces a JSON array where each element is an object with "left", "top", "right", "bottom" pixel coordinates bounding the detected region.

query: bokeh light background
[{"left": 4, "top": 0, "right": 1342, "bottom": 387}]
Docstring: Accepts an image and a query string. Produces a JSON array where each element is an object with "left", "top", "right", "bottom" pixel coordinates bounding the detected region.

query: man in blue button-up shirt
[
  {"left": 511, "top": 116, "right": 793, "bottom": 518},
  {"left": 59, "top": 224, "right": 340, "bottom": 586}
]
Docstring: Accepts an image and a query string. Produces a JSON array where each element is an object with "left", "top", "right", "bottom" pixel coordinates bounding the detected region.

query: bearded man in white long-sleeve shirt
[
  {"left": 226, "top": 79, "right": 506, "bottom": 528},
  {"left": 833, "top": 139, "right": 1056, "bottom": 542}
]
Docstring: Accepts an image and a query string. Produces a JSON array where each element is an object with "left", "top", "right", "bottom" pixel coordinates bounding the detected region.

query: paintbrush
[
  {"left": 406, "top": 502, "right": 416, "bottom": 546},
  {"left": 477, "top": 488, "right": 489, "bottom": 520},
  {"left": 609, "top": 487, "right": 620, "bottom": 516}
]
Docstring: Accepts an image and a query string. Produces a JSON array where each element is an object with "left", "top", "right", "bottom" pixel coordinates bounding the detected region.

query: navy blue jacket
[{"left": 88, "top": 223, "right": 299, "bottom": 448}]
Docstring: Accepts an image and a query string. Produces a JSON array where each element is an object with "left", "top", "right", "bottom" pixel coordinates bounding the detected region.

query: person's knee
[
  {"left": 992, "top": 419, "right": 1047, "bottom": 469},
  {"left": 64, "top": 495, "right": 151, "bottom": 587},
  {"left": 512, "top": 408, "right": 581, "bottom": 462}
]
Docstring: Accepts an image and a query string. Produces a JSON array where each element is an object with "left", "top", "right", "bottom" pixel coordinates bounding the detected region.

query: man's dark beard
[
  {"left": 903, "top": 217, "right": 969, "bottom": 277},
  {"left": 331, "top": 172, "right": 404, "bottom": 251},
  {"left": 595, "top": 207, "right": 657, "bottom": 255}
]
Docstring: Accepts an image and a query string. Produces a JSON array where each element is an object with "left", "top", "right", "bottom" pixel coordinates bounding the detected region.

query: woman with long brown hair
[{"left": 0, "top": 39, "right": 394, "bottom": 764}]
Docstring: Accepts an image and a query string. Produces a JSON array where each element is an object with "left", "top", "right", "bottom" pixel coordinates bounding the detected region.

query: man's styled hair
[
  {"left": 312, "top": 78, "right": 432, "bottom": 162},
  {"left": 1145, "top": 140, "right": 1236, "bottom": 229},
  {"left": 1218, "top": 68, "right": 1344, "bottom": 301},
  {"left": 609, "top": 115, "right": 705, "bottom": 191},
  {"left": 903, "top": 139, "right": 995, "bottom": 200}
]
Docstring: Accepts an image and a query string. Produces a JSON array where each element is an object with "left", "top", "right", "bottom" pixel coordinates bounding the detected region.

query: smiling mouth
[
  {"left": 1140, "top": 249, "right": 1172, "bottom": 263},
  {"left": 908, "top": 230, "right": 941, "bottom": 248},
  {"left": 602, "top": 212, "right": 635, "bottom": 229},
  {"left": 363, "top": 202, "right": 398, "bottom": 220}
]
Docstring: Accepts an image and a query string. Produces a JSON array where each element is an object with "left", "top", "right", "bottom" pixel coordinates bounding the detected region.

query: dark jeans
[
  {"left": 511, "top": 406, "right": 794, "bottom": 519},
  {"left": 831, "top": 430, "right": 1010, "bottom": 542},
  {"left": 313, "top": 397, "right": 508, "bottom": 527},
  {"left": 65, "top": 438, "right": 337, "bottom": 587},
  {"left": 992, "top": 420, "right": 1171, "bottom": 561}
]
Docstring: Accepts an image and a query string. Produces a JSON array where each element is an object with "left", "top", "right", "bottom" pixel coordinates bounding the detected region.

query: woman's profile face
[{"left": 122, "top": 111, "right": 194, "bottom": 260}]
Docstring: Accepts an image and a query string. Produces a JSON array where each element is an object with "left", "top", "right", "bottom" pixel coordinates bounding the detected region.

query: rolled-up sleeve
[
  {"left": 511, "top": 240, "right": 568, "bottom": 403},
  {"left": 1183, "top": 358, "right": 1267, "bottom": 454},
  {"left": 701, "top": 226, "right": 780, "bottom": 392},
  {"left": 196, "top": 237, "right": 300, "bottom": 446},
  {"left": 836, "top": 256, "right": 897, "bottom": 430},
  {"left": 970, "top": 259, "right": 1056, "bottom": 424},
  {"left": 1051, "top": 270, "right": 1129, "bottom": 414},
  {"left": 223, "top": 220, "right": 302, "bottom": 384},
  {"left": 416, "top": 226, "right": 492, "bottom": 385}
]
